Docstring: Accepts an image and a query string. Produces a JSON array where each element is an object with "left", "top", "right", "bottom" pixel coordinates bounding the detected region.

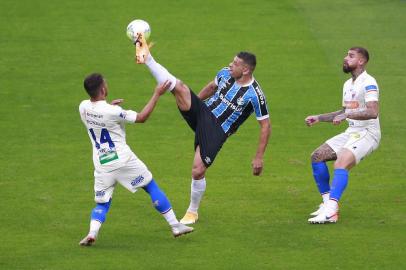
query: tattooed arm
[
  {"left": 305, "top": 108, "right": 345, "bottom": 126},
  {"left": 346, "top": 101, "right": 379, "bottom": 120},
  {"left": 332, "top": 101, "right": 379, "bottom": 125}
]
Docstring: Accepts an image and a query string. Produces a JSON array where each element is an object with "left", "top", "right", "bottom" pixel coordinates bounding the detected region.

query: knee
[
  {"left": 311, "top": 150, "right": 322, "bottom": 163},
  {"left": 173, "top": 80, "right": 189, "bottom": 93},
  {"left": 192, "top": 164, "right": 206, "bottom": 180}
]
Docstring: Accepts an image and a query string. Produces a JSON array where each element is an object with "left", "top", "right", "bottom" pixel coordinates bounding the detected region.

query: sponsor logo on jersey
[
  {"left": 86, "top": 119, "right": 106, "bottom": 127},
  {"left": 255, "top": 86, "right": 265, "bottom": 105},
  {"left": 86, "top": 112, "right": 103, "bottom": 119},
  {"left": 344, "top": 101, "right": 359, "bottom": 109},
  {"left": 119, "top": 111, "right": 127, "bottom": 119},
  {"left": 131, "top": 175, "right": 145, "bottom": 186},
  {"left": 218, "top": 93, "right": 243, "bottom": 112}
]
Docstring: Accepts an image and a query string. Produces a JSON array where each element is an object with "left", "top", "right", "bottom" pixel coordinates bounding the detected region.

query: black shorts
[{"left": 179, "top": 90, "right": 227, "bottom": 167}]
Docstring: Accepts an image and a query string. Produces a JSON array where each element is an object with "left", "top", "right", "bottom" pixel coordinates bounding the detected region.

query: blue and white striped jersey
[{"left": 205, "top": 67, "right": 269, "bottom": 136}]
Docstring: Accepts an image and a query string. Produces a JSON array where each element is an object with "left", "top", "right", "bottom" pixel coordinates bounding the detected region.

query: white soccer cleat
[
  {"left": 310, "top": 203, "right": 325, "bottom": 216},
  {"left": 171, "top": 223, "right": 194, "bottom": 237},
  {"left": 79, "top": 235, "right": 96, "bottom": 246},
  {"left": 308, "top": 211, "right": 339, "bottom": 224},
  {"left": 180, "top": 211, "right": 199, "bottom": 225}
]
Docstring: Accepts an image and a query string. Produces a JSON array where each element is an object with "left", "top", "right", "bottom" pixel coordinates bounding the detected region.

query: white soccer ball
[{"left": 126, "top": 19, "right": 151, "bottom": 42}]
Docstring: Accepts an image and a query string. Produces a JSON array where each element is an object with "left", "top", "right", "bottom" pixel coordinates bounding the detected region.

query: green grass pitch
[{"left": 1, "top": 0, "right": 405, "bottom": 269}]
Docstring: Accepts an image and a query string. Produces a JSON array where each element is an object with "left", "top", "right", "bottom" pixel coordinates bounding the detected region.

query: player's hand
[
  {"left": 252, "top": 157, "right": 264, "bottom": 176},
  {"left": 333, "top": 113, "right": 347, "bottom": 125},
  {"left": 111, "top": 99, "right": 124, "bottom": 105},
  {"left": 155, "top": 80, "right": 172, "bottom": 95},
  {"left": 305, "top": 115, "right": 319, "bottom": 126}
]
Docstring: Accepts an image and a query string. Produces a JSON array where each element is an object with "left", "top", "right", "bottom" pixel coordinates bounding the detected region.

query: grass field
[{"left": 1, "top": 0, "right": 405, "bottom": 269}]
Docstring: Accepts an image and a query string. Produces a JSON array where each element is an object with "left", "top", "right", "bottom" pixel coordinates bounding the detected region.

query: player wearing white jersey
[
  {"left": 78, "top": 73, "right": 193, "bottom": 246},
  {"left": 305, "top": 47, "right": 381, "bottom": 224}
]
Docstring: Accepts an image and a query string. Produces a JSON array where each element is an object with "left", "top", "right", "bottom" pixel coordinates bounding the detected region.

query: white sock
[
  {"left": 162, "top": 209, "right": 179, "bottom": 226},
  {"left": 187, "top": 178, "right": 206, "bottom": 213},
  {"left": 145, "top": 54, "right": 177, "bottom": 91},
  {"left": 322, "top": 193, "right": 330, "bottom": 204},
  {"left": 89, "top": 220, "right": 102, "bottom": 238}
]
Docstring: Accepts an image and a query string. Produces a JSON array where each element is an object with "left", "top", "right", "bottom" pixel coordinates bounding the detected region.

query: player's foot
[
  {"left": 171, "top": 223, "right": 194, "bottom": 237},
  {"left": 79, "top": 235, "right": 96, "bottom": 246},
  {"left": 134, "top": 33, "right": 150, "bottom": 64},
  {"left": 308, "top": 211, "right": 339, "bottom": 224},
  {"left": 309, "top": 203, "right": 324, "bottom": 216},
  {"left": 180, "top": 211, "right": 198, "bottom": 225},
  {"left": 308, "top": 200, "right": 339, "bottom": 224}
]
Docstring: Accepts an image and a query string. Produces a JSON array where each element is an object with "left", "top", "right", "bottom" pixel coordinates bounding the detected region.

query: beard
[{"left": 342, "top": 63, "right": 355, "bottom": 73}]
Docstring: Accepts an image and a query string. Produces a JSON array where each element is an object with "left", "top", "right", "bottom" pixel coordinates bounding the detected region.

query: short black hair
[
  {"left": 350, "top": 47, "right": 369, "bottom": 62},
  {"left": 237, "top": 51, "right": 256, "bottom": 71},
  {"left": 83, "top": 73, "right": 104, "bottom": 98}
]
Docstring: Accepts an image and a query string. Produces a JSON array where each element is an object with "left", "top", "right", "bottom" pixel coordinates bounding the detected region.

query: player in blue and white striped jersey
[{"left": 135, "top": 34, "right": 271, "bottom": 225}]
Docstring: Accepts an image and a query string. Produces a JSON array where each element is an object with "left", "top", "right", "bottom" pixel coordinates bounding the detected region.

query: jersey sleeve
[
  {"left": 363, "top": 77, "right": 379, "bottom": 102},
  {"left": 111, "top": 105, "right": 138, "bottom": 123},
  {"left": 251, "top": 86, "right": 269, "bottom": 120},
  {"left": 214, "top": 67, "right": 230, "bottom": 86},
  {"left": 78, "top": 100, "right": 88, "bottom": 125}
]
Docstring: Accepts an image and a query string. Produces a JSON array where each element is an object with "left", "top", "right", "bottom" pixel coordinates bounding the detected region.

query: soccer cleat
[
  {"left": 308, "top": 211, "right": 339, "bottom": 224},
  {"left": 310, "top": 203, "right": 324, "bottom": 216},
  {"left": 79, "top": 235, "right": 96, "bottom": 246},
  {"left": 134, "top": 33, "right": 150, "bottom": 64},
  {"left": 180, "top": 211, "right": 198, "bottom": 225},
  {"left": 171, "top": 223, "right": 194, "bottom": 237}
]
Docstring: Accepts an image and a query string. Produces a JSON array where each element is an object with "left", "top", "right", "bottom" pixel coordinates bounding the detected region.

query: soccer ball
[{"left": 126, "top": 19, "right": 151, "bottom": 42}]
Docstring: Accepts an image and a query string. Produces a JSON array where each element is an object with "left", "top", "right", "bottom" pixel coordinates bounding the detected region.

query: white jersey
[
  {"left": 342, "top": 71, "right": 381, "bottom": 139},
  {"left": 79, "top": 100, "right": 138, "bottom": 173}
]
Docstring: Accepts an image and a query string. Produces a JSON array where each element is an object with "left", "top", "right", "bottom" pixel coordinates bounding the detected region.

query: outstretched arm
[
  {"left": 198, "top": 81, "right": 217, "bottom": 100},
  {"left": 252, "top": 118, "right": 271, "bottom": 176},
  {"left": 305, "top": 108, "right": 345, "bottom": 126},
  {"left": 135, "top": 81, "right": 172, "bottom": 123}
]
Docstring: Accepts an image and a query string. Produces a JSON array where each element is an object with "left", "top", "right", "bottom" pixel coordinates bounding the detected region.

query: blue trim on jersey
[{"left": 365, "top": 85, "right": 377, "bottom": 91}]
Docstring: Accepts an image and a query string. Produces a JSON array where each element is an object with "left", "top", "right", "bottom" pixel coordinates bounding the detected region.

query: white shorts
[
  {"left": 326, "top": 128, "right": 380, "bottom": 164},
  {"left": 93, "top": 155, "right": 153, "bottom": 203}
]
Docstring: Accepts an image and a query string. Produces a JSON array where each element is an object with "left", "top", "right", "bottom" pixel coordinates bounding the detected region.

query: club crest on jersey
[
  {"left": 237, "top": 97, "right": 245, "bottom": 106},
  {"left": 218, "top": 80, "right": 227, "bottom": 90}
]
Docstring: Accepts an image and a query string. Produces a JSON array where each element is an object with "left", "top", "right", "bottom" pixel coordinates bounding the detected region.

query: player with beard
[{"left": 304, "top": 47, "right": 381, "bottom": 223}]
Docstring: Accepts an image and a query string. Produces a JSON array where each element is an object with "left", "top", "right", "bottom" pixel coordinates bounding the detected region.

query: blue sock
[
  {"left": 91, "top": 199, "right": 112, "bottom": 223},
  {"left": 311, "top": 162, "right": 330, "bottom": 195},
  {"left": 330, "top": 169, "right": 349, "bottom": 201},
  {"left": 142, "top": 179, "right": 172, "bottom": 214}
]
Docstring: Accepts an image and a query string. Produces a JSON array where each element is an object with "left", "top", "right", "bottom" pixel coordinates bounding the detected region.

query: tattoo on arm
[
  {"left": 346, "top": 101, "right": 379, "bottom": 120},
  {"left": 318, "top": 108, "right": 345, "bottom": 122}
]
